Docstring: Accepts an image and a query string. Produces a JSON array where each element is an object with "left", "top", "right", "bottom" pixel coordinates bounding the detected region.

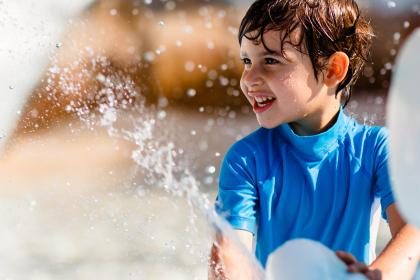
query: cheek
[
  {"left": 270, "top": 71, "right": 292, "bottom": 82},
  {"left": 268, "top": 73, "right": 294, "bottom": 94},
  {"left": 240, "top": 77, "right": 249, "bottom": 96}
]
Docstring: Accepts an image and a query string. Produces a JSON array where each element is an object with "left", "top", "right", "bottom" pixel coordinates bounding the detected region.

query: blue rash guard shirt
[{"left": 215, "top": 109, "right": 395, "bottom": 267}]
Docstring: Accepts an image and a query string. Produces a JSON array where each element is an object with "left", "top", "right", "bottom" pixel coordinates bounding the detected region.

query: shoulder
[
  {"left": 344, "top": 117, "right": 389, "bottom": 171},
  {"left": 344, "top": 116, "right": 388, "bottom": 148},
  {"left": 222, "top": 127, "right": 272, "bottom": 169},
  {"left": 358, "top": 123, "right": 388, "bottom": 151}
]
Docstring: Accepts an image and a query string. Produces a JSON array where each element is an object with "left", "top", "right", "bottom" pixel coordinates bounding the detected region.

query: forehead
[{"left": 240, "top": 28, "right": 304, "bottom": 55}]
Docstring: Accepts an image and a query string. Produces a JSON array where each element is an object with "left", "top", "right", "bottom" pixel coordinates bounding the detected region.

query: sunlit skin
[{"left": 239, "top": 29, "right": 346, "bottom": 135}]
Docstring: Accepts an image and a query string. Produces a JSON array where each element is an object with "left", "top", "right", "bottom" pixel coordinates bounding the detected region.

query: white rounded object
[
  {"left": 414, "top": 265, "right": 420, "bottom": 280},
  {"left": 265, "top": 239, "right": 366, "bottom": 280},
  {"left": 387, "top": 28, "right": 420, "bottom": 229}
]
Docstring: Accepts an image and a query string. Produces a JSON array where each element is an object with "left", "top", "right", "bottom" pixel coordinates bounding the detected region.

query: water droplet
[
  {"left": 205, "top": 22, "right": 213, "bottom": 29},
  {"left": 144, "top": 0, "right": 152, "bottom": 4},
  {"left": 385, "top": 62, "right": 393, "bottom": 70},
  {"left": 187, "top": 88, "right": 197, "bottom": 97},
  {"left": 158, "top": 97, "right": 169, "bottom": 108},
  {"left": 56, "top": 42, "right": 62, "bottom": 48},
  {"left": 110, "top": 9, "right": 118, "bottom": 16},
  {"left": 375, "top": 96, "right": 384, "bottom": 105},
  {"left": 215, "top": 152, "right": 221, "bottom": 157},
  {"left": 380, "top": 68, "right": 387, "bottom": 75},
  {"left": 159, "top": 20, "right": 165, "bottom": 27},
  {"left": 199, "top": 7, "right": 209, "bottom": 17},
  {"left": 165, "top": 1, "right": 176, "bottom": 10},
  {"left": 199, "top": 141, "right": 208, "bottom": 151},
  {"left": 207, "top": 41, "right": 215, "bottom": 49},
  {"left": 219, "top": 76, "right": 229, "bottom": 86},
  {"left": 390, "top": 49, "right": 397, "bottom": 56},
  {"left": 208, "top": 70, "right": 218, "bottom": 80},
  {"left": 204, "top": 176, "right": 214, "bottom": 185},
  {"left": 218, "top": 10, "right": 227, "bottom": 18},
  {"left": 199, "top": 107, "right": 205, "bottom": 113},
  {"left": 49, "top": 66, "right": 60, "bottom": 74},
  {"left": 184, "top": 25, "right": 193, "bottom": 34},
  {"left": 393, "top": 32, "right": 401, "bottom": 44},
  {"left": 404, "top": 21, "right": 410, "bottom": 29},
  {"left": 127, "top": 46, "right": 135, "bottom": 54},
  {"left": 8, "top": 85, "right": 14, "bottom": 90},
  {"left": 96, "top": 73, "right": 106, "bottom": 83},
  {"left": 387, "top": 1, "right": 396, "bottom": 8},
  {"left": 155, "top": 45, "right": 166, "bottom": 55},
  {"left": 157, "top": 110, "right": 166, "bottom": 120},
  {"left": 144, "top": 51, "right": 156, "bottom": 62},
  {"left": 132, "top": 8, "right": 139, "bottom": 16},
  {"left": 184, "top": 61, "right": 195, "bottom": 72},
  {"left": 190, "top": 130, "right": 196, "bottom": 136},
  {"left": 207, "top": 166, "right": 216, "bottom": 174},
  {"left": 30, "top": 109, "right": 39, "bottom": 118}
]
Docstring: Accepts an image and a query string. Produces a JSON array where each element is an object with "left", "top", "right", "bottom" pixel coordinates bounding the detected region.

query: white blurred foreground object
[
  {"left": 265, "top": 239, "right": 366, "bottom": 280},
  {"left": 387, "top": 28, "right": 420, "bottom": 229},
  {"left": 0, "top": 0, "right": 94, "bottom": 151}
]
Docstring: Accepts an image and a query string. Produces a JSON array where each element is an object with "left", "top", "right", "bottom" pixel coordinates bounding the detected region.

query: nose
[{"left": 241, "top": 65, "right": 264, "bottom": 89}]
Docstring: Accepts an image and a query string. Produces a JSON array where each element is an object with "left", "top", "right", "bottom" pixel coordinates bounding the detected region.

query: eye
[
  {"left": 265, "top": 57, "right": 280, "bottom": 65},
  {"left": 241, "top": 58, "right": 251, "bottom": 65}
]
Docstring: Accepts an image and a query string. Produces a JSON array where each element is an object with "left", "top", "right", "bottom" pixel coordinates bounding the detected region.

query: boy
[{"left": 210, "top": 0, "right": 420, "bottom": 279}]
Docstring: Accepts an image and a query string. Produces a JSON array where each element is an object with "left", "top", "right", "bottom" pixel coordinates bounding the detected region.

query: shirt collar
[{"left": 277, "top": 107, "right": 349, "bottom": 161}]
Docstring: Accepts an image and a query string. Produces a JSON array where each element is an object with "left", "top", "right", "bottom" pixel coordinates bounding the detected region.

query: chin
[{"left": 257, "top": 119, "right": 283, "bottom": 129}]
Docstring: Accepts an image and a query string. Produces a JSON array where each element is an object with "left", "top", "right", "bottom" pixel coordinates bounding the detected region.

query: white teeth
[{"left": 254, "top": 96, "right": 275, "bottom": 103}]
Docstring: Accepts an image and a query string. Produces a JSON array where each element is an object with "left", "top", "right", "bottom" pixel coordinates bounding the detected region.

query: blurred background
[{"left": 0, "top": 0, "right": 419, "bottom": 279}]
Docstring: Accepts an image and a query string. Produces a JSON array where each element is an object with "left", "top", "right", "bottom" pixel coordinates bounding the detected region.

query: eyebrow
[
  {"left": 262, "top": 50, "right": 282, "bottom": 56},
  {"left": 240, "top": 50, "right": 285, "bottom": 58}
]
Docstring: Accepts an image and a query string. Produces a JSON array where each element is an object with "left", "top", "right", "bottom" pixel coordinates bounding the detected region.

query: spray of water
[{"left": 39, "top": 41, "right": 265, "bottom": 278}]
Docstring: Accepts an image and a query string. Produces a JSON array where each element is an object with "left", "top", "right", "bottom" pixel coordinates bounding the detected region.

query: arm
[
  {"left": 208, "top": 229, "right": 254, "bottom": 280},
  {"left": 369, "top": 204, "right": 420, "bottom": 280},
  {"left": 338, "top": 204, "right": 420, "bottom": 280}
]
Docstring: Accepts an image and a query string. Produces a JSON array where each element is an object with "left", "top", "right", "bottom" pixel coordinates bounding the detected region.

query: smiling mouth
[
  {"left": 254, "top": 96, "right": 276, "bottom": 107},
  {"left": 252, "top": 96, "right": 276, "bottom": 113}
]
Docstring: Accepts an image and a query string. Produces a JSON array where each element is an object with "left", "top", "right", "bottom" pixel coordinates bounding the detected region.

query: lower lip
[{"left": 253, "top": 99, "right": 275, "bottom": 114}]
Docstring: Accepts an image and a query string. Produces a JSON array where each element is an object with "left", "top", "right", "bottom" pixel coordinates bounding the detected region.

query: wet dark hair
[{"left": 239, "top": 0, "right": 374, "bottom": 107}]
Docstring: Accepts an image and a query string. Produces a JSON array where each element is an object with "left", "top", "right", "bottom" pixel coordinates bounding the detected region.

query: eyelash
[
  {"left": 265, "top": 58, "right": 279, "bottom": 65},
  {"left": 241, "top": 57, "right": 283, "bottom": 65},
  {"left": 241, "top": 58, "right": 251, "bottom": 65}
]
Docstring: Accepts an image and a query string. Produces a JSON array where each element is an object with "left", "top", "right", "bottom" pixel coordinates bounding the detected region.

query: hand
[
  {"left": 209, "top": 234, "right": 229, "bottom": 280},
  {"left": 336, "top": 251, "right": 382, "bottom": 280},
  {"left": 208, "top": 230, "right": 260, "bottom": 280}
]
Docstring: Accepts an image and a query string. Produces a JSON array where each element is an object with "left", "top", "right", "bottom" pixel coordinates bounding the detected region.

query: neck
[{"left": 289, "top": 104, "right": 341, "bottom": 136}]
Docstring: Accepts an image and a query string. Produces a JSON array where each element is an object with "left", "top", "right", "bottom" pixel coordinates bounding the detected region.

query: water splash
[{"left": 37, "top": 36, "right": 264, "bottom": 277}]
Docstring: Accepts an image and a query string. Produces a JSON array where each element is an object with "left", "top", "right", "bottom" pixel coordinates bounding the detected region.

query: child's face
[{"left": 240, "top": 29, "right": 329, "bottom": 129}]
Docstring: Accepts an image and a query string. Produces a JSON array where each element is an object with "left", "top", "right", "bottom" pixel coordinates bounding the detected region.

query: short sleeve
[
  {"left": 372, "top": 128, "right": 395, "bottom": 221},
  {"left": 215, "top": 141, "right": 258, "bottom": 234}
]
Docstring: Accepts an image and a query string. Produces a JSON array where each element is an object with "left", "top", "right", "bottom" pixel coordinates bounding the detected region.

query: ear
[{"left": 324, "top": 52, "right": 350, "bottom": 88}]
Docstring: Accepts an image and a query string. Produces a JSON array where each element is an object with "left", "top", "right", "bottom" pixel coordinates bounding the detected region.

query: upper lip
[{"left": 247, "top": 91, "right": 275, "bottom": 98}]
